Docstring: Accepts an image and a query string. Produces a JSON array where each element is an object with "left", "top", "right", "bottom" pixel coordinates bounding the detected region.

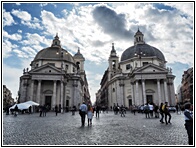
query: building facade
[
  {"left": 96, "top": 29, "right": 176, "bottom": 108},
  {"left": 181, "top": 67, "right": 193, "bottom": 103},
  {"left": 3, "top": 85, "right": 14, "bottom": 109},
  {"left": 18, "top": 34, "right": 90, "bottom": 112}
]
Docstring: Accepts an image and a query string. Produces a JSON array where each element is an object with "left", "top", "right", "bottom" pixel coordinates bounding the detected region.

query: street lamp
[{"left": 135, "top": 48, "right": 145, "bottom": 105}]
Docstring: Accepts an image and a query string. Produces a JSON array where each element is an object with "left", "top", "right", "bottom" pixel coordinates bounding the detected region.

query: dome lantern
[
  {"left": 51, "top": 33, "right": 61, "bottom": 47},
  {"left": 134, "top": 28, "right": 145, "bottom": 45}
]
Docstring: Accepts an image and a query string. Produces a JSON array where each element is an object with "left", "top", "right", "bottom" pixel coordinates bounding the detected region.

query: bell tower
[
  {"left": 73, "top": 47, "right": 85, "bottom": 73},
  {"left": 108, "top": 43, "right": 119, "bottom": 80}
]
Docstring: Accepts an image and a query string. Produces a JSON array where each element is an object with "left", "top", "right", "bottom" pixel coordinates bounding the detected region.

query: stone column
[
  {"left": 164, "top": 79, "right": 169, "bottom": 104},
  {"left": 60, "top": 81, "right": 64, "bottom": 113},
  {"left": 37, "top": 80, "right": 41, "bottom": 104},
  {"left": 135, "top": 80, "right": 139, "bottom": 105},
  {"left": 64, "top": 82, "right": 67, "bottom": 110},
  {"left": 157, "top": 79, "right": 161, "bottom": 105},
  {"left": 131, "top": 82, "right": 135, "bottom": 105},
  {"left": 73, "top": 80, "right": 78, "bottom": 107},
  {"left": 30, "top": 80, "right": 34, "bottom": 101},
  {"left": 142, "top": 79, "right": 146, "bottom": 105},
  {"left": 52, "top": 80, "right": 57, "bottom": 109}
]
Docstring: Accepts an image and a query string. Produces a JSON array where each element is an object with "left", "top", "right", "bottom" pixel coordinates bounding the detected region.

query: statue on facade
[{"left": 170, "top": 68, "right": 172, "bottom": 73}]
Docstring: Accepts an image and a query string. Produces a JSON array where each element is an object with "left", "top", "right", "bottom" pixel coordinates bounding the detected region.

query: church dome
[
  {"left": 120, "top": 29, "right": 165, "bottom": 62},
  {"left": 34, "top": 47, "right": 75, "bottom": 63},
  {"left": 120, "top": 43, "right": 165, "bottom": 62},
  {"left": 33, "top": 34, "right": 75, "bottom": 63}
]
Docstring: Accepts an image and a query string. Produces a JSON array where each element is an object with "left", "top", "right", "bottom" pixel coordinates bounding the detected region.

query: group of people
[{"left": 39, "top": 105, "right": 49, "bottom": 117}]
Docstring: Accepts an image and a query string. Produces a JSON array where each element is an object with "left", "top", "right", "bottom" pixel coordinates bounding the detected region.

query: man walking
[
  {"left": 184, "top": 103, "right": 193, "bottom": 145},
  {"left": 79, "top": 101, "right": 87, "bottom": 126},
  {"left": 163, "top": 102, "right": 172, "bottom": 124},
  {"left": 95, "top": 105, "right": 100, "bottom": 118}
]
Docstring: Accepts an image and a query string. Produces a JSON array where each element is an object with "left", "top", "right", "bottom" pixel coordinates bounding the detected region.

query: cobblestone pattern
[{"left": 3, "top": 111, "right": 189, "bottom": 146}]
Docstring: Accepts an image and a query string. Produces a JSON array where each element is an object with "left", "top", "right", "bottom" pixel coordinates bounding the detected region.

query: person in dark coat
[
  {"left": 184, "top": 103, "right": 193, "bottom": 145},
  {"left": 55, "top": 105, "right": 58, "bottom": 116},
  {"left": 39, "top": 105, "right": 43, "bottom": 117},
  {"left": 164, "top": 102, "right": 172, "bottom": 124},
  {"left": 29, "top": 106, "right": 32, "bottom": 114},
  {"left": 95, "top": 105, "right": 100, "bottom": 118},
  {"left": 14, "top": 105, "right": 18, "bottom": 117}
]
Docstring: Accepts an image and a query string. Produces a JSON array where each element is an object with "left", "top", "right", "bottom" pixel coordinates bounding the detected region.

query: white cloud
[
  {"left": 165, "top": 2, "right": 193, "bottom": 17},
  {"left": 3, "top": 58, "right": 33, "bottom": 99},
  {"left": 3, "top": 30, "right": 22, "bottom": 41},
  {"left": 3, "top": 39, "right": 18, "bottom": 58},
  {"left": 11, "top": 9, "right": 31, "bottom": 21},
  {"left": 40, "top": 3, "right": 48, "bottom": 7},
  {"left": 3, "top": 9, "right": 15, "bottom": 26}
]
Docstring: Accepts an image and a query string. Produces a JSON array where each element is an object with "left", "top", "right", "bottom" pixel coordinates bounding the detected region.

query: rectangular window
[
  {"left": 66, "top": 65, "right": 69, "bottom": 70},
  {"left": 143, "top": 62, "right": 148, "bottom": 66},
  {"left": 48, "top": 63, "right": 55, "bottom": 66},
  {"left": 126, "top": 64, "right": 131, "bottom": 70}
]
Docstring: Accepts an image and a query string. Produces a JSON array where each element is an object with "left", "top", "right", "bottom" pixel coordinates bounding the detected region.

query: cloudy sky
[{"left": 3, "top": 2, "right": 193, "bottom": 103}]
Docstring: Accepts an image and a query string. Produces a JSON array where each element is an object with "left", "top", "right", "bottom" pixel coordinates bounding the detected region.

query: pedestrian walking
[
  {"left": 87, "top": 105, "right": 94, "bottom": 126},
  {"left": 95, "top": 105, "right": 100, "bottom": 118},
  {"left": 163, "top": 102, "right": 172, "bottom": 124},
  {"left": 71, "top": 106, "right": 76, "bottom": 115},
  {"left": 154, "top": 104, "right": 159, "bottom": 118},
  {"left": 39, "top": 105, "right": 43, "bottom": 117},
  {"left": 184, "top": 103, "right": 193, "bottom": 145},
  {"left": 132, "top": 105, "right": 137, "bottom": 115},
  {"left": 14, "top": 105, "right": 18, "bottom": 117},
  {"left": 55, "top": 105, "right": 58, "bottom": 116},
  {"left": 159, "top": 103, "right": 164, "bottom": 123},
  {"left": 120, "top": 105, "right": 126, "bottom": 117},
  {"left": 79, "top": 101, "right": 87, "bottom": 126},
  {"left": 149, "top": 103, "right": 154, "bottom": 118},
  {"left": 29, "top": 106, "right": 32, "bottom": 114},
  {"left": 43, "top": 105, "right": 47, "bottom": 117},
  {"left": 143, "top": 103, "right": 150, "bottom": 118}
]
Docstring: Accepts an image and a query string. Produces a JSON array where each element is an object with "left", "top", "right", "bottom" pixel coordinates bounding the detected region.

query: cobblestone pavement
[{"left": 3, "top": 111, "right": 189, "bottom": 146}]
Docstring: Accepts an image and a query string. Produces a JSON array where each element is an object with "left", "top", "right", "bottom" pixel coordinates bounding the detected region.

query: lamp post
[{"left": 135, "top": 48, "right": 145, "bottom": 105}]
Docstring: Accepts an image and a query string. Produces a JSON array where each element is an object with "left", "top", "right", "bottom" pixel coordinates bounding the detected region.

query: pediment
[
  {"left": 134, "top": 63, "right": 168, "bottom": 74},
  {"left": 30, "top": 64, "right": 62, "bottom": 74}
]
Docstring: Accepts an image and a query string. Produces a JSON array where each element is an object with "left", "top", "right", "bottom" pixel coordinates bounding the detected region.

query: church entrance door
[
  {"left": 45, "top": 96, "right": 52, "bottom": 110},
  {"left": 146, "top": 95, "right": 153, "bottom": 104}
]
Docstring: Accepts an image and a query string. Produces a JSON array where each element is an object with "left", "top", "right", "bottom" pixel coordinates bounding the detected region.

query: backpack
[{"left": 162, "top": 105, "right": 166, "bottom": 111}]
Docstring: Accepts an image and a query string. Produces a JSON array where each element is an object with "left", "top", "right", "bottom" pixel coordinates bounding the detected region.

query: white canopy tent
[
  {"left": 9, "top": 103, "right": 30, "bottom": 110},
  {"left": 23, "top": 101, "right": 39, "bottom": 106},
  {"left": 9, "top": 101, "right": 39, "bottom": 113}
]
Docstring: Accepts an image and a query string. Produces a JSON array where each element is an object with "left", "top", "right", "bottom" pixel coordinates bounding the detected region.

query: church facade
[
  {"left": 18, "top": 34, "right": 90, "bottom": 112},
  {"left": 96, "top": 29, "right": 176, "bottom": 108}
]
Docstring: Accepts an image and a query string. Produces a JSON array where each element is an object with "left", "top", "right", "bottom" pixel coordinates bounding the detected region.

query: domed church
[
  {"left": 96, "top": 29, "right": 175, "bottom": 108},
  {"left": 18, "top": 34, "right": 90, "bottom": 112}
]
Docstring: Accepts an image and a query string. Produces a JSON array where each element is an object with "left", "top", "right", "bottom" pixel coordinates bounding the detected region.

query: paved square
[{"left": 3, "top": 111, "right": 189, "bottom": 145}]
